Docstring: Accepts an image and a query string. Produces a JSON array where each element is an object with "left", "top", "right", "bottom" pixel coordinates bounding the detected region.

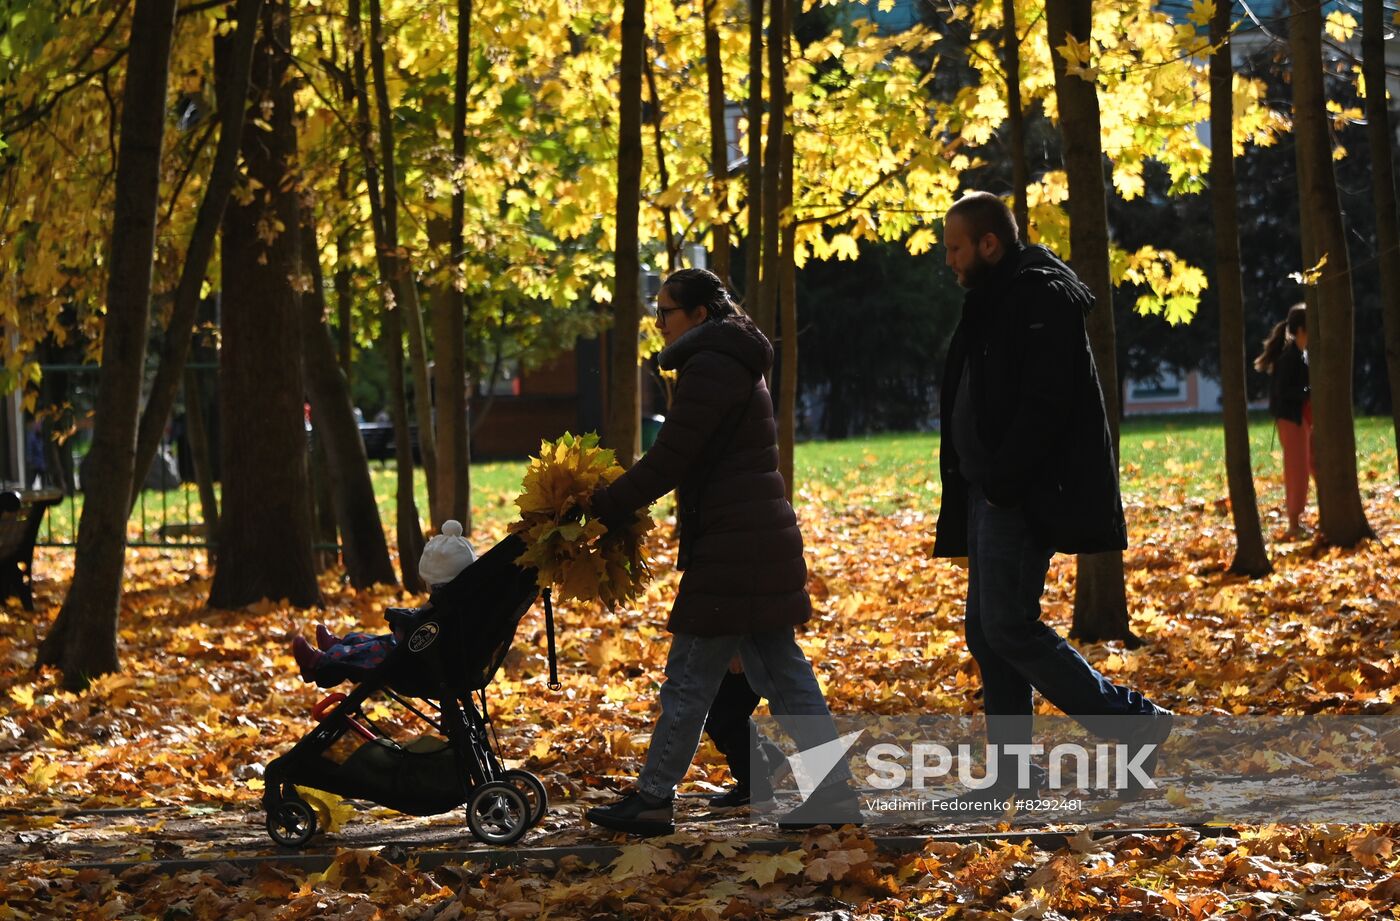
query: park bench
[
  {"left": 0, "top": 488, "right": 63, "bottom": 611},
  {"left": 357, "top": 422, "right": 418, "bottom": 464}
]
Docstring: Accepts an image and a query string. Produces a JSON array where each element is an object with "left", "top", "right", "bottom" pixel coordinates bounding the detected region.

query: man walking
[{"left": 933, "top": 192, "right": 1171, "bottom": 801}]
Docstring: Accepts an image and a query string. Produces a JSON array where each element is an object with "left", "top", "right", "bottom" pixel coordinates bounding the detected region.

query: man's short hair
[{"left": 946, "top": 192, "right": 1019, "bottom": 249}]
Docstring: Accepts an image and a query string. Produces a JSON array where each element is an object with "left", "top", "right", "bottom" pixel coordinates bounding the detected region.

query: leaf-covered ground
[{"left": 2, "top": 425, "right": 1398, "bottom": 918}]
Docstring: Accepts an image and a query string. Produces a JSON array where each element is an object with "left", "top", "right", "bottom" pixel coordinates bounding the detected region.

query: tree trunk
[
  {"left": 429, "top": 217, "right": 470, "bottom": 528},
  {"left": 301, "top": 220, "right": 398, "bottom": 588},
  {"left": 334, "top": 160, "right": 356, "bottom": 381},
  {"left": 1210, "top": 0, "right": 1271, "bottom": 577},
  {"left": 208, "top": 0, "right": 321, "bottom": 610},
  {"left": 36, "top": 0, "right": 179, "bottom": 690},
  {"left": 1002, "top": 0, "right": 1029, "bottom": 240},
  {"left": 1364, "top": 0, "right": 1400, "bottom": 482},
  {"left": 333, "top": 242, "right": 354, "bottom": 381},
  {"left": 1047, "top": 0, "right": 1139, "bottom": 647},
  {"left": 182, "top": 366, "right": 219, "bottom": 544},
  {"left": 1289, "top": 0, "right": 1374, "bottom": 546},
  {"left": 607, "top": 0, "right": 645, "bottom": 467},
  {"left": 368, "top": 0, "right": 438, "bottom": 518},
  {"left": 644, "top": 46, "right": 680, "bottom": 272},
  {"left": 704, "top": 0, "right": 732, "bottom": 287},
  {"left": 310, "top": 426, "right": 338, "bottom": 572},
  {"left": 350, "top": 0, "right": 424, "bottom": 589},
  {"left": 755, "top": 0, "right": 785, "bottom": 341},
  {"left": 438, "top": 0, "right": 473, "bottom": 530},
  {"left": 778, "top": 131, "right": 797, "bottom": 500},
  {"left": 744, "top": 0, "right": 764, "bottom": 308},
  {"left": 130, "top": 0, "right": 263, "bottom": 515}
]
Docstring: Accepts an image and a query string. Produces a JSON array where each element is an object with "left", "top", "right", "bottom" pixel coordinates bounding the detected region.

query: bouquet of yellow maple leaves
[{"left": 509, "top": 432, "right": 653, "bottom": 609}]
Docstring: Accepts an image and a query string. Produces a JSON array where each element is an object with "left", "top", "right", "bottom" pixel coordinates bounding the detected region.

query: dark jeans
[
  {"left": 636, "top": 628, "right": 839, "bottom": 801},
  {"left": 965, "top": 486, "right": 1158, "bottom": 754},
  {"left": 704, "top": 670, "right": 761, "bottom": 784}
]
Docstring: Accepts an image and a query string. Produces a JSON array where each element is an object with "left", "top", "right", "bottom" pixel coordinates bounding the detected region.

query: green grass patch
[{"left": 35, "top": 415, "right": 1396, "bottom": 544}]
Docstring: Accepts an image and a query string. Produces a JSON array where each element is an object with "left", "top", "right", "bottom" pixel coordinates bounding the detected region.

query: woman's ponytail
[
  {"left": 1254, "top": 320, "right": 1288, "bottom": 373},
  {"left": 1254, "top": 303, "right": 1306, "bottom": 373}
]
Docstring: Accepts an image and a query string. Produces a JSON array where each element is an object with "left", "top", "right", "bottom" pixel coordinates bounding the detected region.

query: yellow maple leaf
[
  {"left": 1187, "top": 0, "right": 1215, "bottom": 28},
  {"left": 737, "top": 849, "right": 806, "bottom": 886},
  {"left": 24, "top": 758, "right": 60, "bottom": 791},
  {"left": 1289, "top": 253, "right": 1328, "bottom": 286},
  {"left": 609, "top": 842, "right": 676, "bottom": 880},
  {"left": 1056, "top": 34, "right": 1098, "bottom": 82},
  {"left": 1325, "top": 10, "right": 1358, "bottom": 42},
  {"left": 805, "top": 847, "right": 872, "bottom": 882},
  {"left": 297, "top": 786, "right": 355, "bottom": 834}
]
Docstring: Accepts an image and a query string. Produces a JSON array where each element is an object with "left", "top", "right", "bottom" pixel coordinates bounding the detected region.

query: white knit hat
[{"left": 418, "top": 520, "right": 477, "bottom": 587}]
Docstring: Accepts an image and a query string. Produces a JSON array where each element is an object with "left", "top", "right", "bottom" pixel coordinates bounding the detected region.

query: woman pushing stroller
[{"left": 584, "top": 268, "right": 857, "bottom": 836}]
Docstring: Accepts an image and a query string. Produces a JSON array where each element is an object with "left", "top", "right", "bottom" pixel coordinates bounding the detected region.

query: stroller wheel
[
  {"left": 502, "top": 769, "right": 548, "bottom": 827},
  {"left": 466, "top": 781, "right": 530, "bottom": 846},
  {"left": 267, "top": 798, "right": 318, "bottom": 848}
]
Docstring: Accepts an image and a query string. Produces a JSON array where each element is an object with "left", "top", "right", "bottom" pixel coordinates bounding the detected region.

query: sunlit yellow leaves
[
  {"left": 1290, "top": 253, "right": 1329, "bottom": 286},
  {"left": 509, "top": 432, "right": 653, "bottom": 608},
  {"left": 22, "top": 757, "right": 59, "bottom": 791},
  {"left": 1187, "top": 0, "right": 1215, "bottom": 28},
  {"left": 1325, "top": 10, "right": 1359, "bottom": 43},
  {"left": 905, "top": 227, "right": 938, "bottom": 256},
  {"left": 9, "top": 684, "right": 35, "bottom": 709},
  {"left": 1231, "top": 74, "right": 1288, "bottom": 154},
  {"left": 1056, "top": 33, "right": 1099, "bottom": 82},
  {"left": 1113, "top": 245, "right": 1207, "bottom": 324}
]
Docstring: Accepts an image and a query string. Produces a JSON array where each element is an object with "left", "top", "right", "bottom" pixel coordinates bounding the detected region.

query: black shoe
[
  {"left": 778, "top": 785, "right": 864, "bottom": 831},
  {"left": 932, "top": 761, "right": 1045, "bottom": 820},
  {"left": 1120, "top": 708, "right": 1174, "bottom": 800},
  {"left": 707, "top": 784, "right": 750, "bottom": 809},
  {"left": 586, "top": 789, "right": 675, "bottom": 836},
  {"left": 933, "top": 787, "right": 1019, "bottom": 819}
]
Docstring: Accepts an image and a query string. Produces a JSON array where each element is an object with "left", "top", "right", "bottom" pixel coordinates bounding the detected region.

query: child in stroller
[
  {"left": 262, "top": 530, "right": 559, "bottom": 849},
  {"left": 289, "top": 521, "right": 477, "bottom": 686}
]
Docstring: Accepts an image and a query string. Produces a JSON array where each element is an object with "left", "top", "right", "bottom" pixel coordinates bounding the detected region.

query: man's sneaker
[
  {"left": 1120, "top": 708, "right": 1174, "bottom": 800},
  {"left": 932, "top": 787, "right": 1020, "bottom": 820},
  {"left": 931, "top": 762, "right": 1045, "bottom": 819},
  {"left": 586, "top": 789, "right": 675, "bottom": 836},
  {"left": 707, "top": 784, "right": 751, "bottom": 809},
  {"left": 778, "top": 784, "right": 864, "bottom": 831}
]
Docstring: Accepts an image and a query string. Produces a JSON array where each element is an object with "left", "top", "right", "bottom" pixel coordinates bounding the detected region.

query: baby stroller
[{"left": 261, "top": 533, "right": 559, "bottom": 848}]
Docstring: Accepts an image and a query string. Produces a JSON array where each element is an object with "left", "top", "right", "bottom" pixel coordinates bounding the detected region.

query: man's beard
[{"left": 958, "top": 252, "right": 995, "bottom": 289}]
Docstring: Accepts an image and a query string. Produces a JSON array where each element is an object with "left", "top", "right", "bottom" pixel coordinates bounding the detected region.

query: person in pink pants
[{"left": 1255, "top": 304, "right": 1312, "bottom": 539}]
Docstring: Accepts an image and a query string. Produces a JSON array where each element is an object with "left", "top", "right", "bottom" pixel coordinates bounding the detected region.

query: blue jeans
[
  {"left": 965, "top": 486, "right": 1157, "bottom": 751},
  {"left": 637, "top": 627, "right": 839, "bottom": 801}
]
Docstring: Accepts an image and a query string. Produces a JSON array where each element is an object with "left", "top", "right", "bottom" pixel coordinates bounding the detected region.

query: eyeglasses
[{"left": 653, "top": 304, "right": 686, "bottom": 324}]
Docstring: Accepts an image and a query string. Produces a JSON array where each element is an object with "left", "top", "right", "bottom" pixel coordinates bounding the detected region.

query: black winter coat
[
  {"left": 933, "top": 244, "right": 1127, "bottom": 558},
  {"left": 1267, "top": 342, "right": 1309, "bottom": 425},
  {"left": 592, "top": 315, "right": 810, "bottom": 636}
]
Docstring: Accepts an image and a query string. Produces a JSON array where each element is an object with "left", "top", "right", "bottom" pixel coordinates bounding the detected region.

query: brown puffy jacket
[{"left": 592, "top": 314, "right": 811, "bottom": 636}]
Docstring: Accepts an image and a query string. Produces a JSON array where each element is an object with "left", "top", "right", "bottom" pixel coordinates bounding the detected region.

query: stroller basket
[{"left": 261, "top": 533, "right": 556, "bottom": 848}]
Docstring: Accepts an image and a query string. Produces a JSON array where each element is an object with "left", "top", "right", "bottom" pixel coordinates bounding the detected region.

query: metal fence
[
  {"left": 22, "top": 363, "right": 334, "bottom": 551},
  {"left": 24, "top": 363, "right": 218, "bottom": 548}
]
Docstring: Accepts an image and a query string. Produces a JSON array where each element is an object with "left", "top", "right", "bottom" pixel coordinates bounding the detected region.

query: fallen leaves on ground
[{"left": 0, "top": 450, "right": 1398, "bottom": 917}]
